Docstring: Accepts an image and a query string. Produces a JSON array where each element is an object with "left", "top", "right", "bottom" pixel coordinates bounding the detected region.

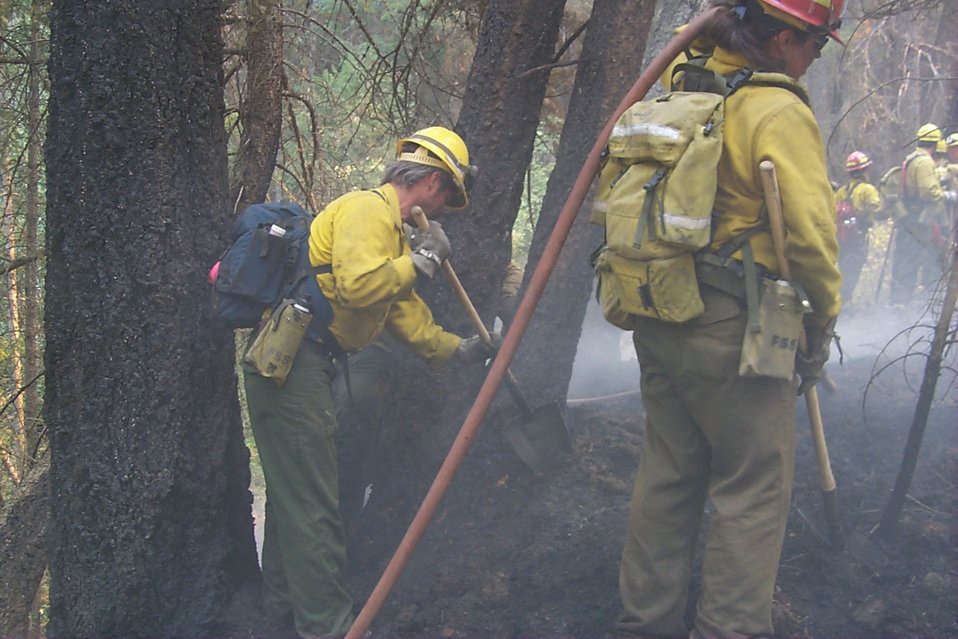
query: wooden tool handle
[
  {"left": 758, "top": 161, "right": 838, "bottom": 495},
  {"left": 759, "top": 160, "right": 809, "bottom": 353},
  {"left": 759, "top": 160, "right": 790, "bottom": 280},
  {"left": 410, "top": 206, "right": 492, "bottom": 344},
  {"left": 409, "top": 206, "right": 531, "bottom": 412}
]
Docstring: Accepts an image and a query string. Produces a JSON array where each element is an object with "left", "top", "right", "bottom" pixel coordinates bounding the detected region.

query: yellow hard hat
[
  {"left": 396, "top": 126, "right": 476, "bottom": 209},
  {"left": 916, "top": 123, "right": 942, "bottom": 144},
  {"left": 947, "top": 133, "right": 958, "bottom": 148}
]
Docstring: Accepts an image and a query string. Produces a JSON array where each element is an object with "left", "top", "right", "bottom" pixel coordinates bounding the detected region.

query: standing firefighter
[
  {"left": 941, "top": 133, "right": 958, "bottom": 191},
  {"left": 244, "top": 126, "right": 494, "bottom": 639},
  {"left": 613, "top": 1, "right": 842, "bottom": 638},
  {"left": 835, "top": 151, "right": 883, "bottom": 304},
  {"left": 889, "top": 123, "right": 958, "bottom": 305}
]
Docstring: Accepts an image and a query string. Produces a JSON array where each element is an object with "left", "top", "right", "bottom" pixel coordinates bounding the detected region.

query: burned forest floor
[{"left": 340, "top": 301, "right": 957, "bottom": 639}]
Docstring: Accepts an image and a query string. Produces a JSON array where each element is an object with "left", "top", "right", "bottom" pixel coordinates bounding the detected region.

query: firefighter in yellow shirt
[
  {"left": 245, "top": 127, "right": 495, "bottom": 639},
  {"left": 942, "top": 133, "right": 958, "bottom": 191},
  {"left": 890, "top": 123, "right": 957, "bottom": 305},
  {"left": 616, "top": 2, "right": 841, "bottom": 638},
  {"left": 835, "top": 151, "right": 884, "bottom": 304}
]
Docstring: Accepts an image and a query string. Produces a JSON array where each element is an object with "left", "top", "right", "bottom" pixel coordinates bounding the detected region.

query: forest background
[{"left": 0, "top": 0, "right": 955, "bottom": 637}]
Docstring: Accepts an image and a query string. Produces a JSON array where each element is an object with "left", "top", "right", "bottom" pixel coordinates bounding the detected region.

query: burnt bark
[
  {"left": 439, "top": 0, "right": 568, "bottom": 328},
  {"left": 0, "top": 457, "right": 48, "bottom": 639},
  {"left": 515, "top": 0, "right": 657, "bottom": 402},
  {"left": 387, "top": 0, "right": 567, "bottom": 476},
  {"left": 44, "top": 3, "right": 258, "bottom": 637},
  {"left": 230, "top": 0, "right": 283, "bottom": 211}
]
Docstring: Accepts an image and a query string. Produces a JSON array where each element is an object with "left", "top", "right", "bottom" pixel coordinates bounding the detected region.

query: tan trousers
[{"left": 617, "top": 287, "right": 795, "bottom": 639}]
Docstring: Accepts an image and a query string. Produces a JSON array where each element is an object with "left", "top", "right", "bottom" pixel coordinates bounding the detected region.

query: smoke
[
  {"left": 568, "top": 289, "right": 641, "bottom": 402},
  {"left": 570, "top": 283, "right": 957, "bottom": 406},
  {"left": 832, "top": 296, "right": 958, "bottom": 409}
]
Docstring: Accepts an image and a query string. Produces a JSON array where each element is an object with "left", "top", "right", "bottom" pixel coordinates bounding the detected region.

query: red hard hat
[
  {"left": 845, "top": 151, "right": 872, "bottom": 173},
  {"left": 759, "top": 0, "right": 844, "bottom": 44}
]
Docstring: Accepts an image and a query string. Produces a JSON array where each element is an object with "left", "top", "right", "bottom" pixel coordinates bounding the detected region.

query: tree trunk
[
  {"left": 230, "top": 0, "right": 283, "bottom": 212},
  {"left": 0, "top": 457, "right": 48, "bottom": 639},
  {"left": 439, "top": 0, "right": 568, "bottom": 329},
  {"left": 347, "top": 0, "right": 568, "bottom": 583},
  {"left": 384, "top": 0, "right": 567, "bottom": 480},
  {"left": 21, "top": 0, "right": 43, "bottom": 474},
  {"left": 515, "top": 0, "right": 657, "bottom": 402},
  {"left": 45, "top": 3, "right": 258, "bottom": 636}
]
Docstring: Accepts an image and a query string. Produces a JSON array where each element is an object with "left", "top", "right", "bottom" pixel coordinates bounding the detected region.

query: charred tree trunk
[
  {"left": 230, "top": 0, "right": 283, "bottom": 212},
  {"left": 515, "top": 0, "right": 657, "bottom": 402},
  {"left": 439, "top": 0, "right": 568, "bottom": 328},
  {"left": 386, "top": 0, "right": 567, "bottom": 475},
  {"left": 45, "top": 3, "right": 258, "bottom": 636},
  {"left": 0, "top": 457, "right": 48, "bottom": 639}
]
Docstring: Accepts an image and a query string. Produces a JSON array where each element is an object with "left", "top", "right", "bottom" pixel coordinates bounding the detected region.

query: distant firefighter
[
  {"left": 889, "top": 123, "right": 957, "bottom": 305},
  {"left": 834, "top": 151, "right": 884, "bottom": 305}
]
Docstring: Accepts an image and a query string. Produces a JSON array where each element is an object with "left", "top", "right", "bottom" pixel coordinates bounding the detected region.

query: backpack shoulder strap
[{"left": 671, "top": 56, "right": 753, "bottom": 97}]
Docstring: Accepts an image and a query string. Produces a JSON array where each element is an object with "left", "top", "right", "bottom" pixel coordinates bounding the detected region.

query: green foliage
[
  {"left": 225, "top": 0, "right": 483, "bottom": 208},
  {"left": 512, "top": 119, "right": 562, "bottom": 268},
  {"left": 0, "top": 0, "right": 49, "bottom": 505}
]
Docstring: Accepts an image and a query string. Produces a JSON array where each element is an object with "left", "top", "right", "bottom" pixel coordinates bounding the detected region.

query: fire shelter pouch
[
  {"left": 243, "top": 299, "right": 313, "bottom": 386},
  {"left": 738, "top": 279, "right": 804, "bottom": 380},
  {"left": 594, "top": 249, "right": 704, "bottom": 328}
]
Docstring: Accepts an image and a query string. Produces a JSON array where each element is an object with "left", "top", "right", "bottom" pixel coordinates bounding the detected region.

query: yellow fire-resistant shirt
[
  {"left": 946, "top": 163, "right": 958, "bottom": 189},
  {"left": 903, "top": 150, "right": 948, "bottom": 228},
  {"left": 308, "top": 183, "right": 460, "bottom": 365},
  {"left": 705, "top": 47, "right": 841, "bottom": 325},
  {"left": 835, "top": 180, "right": 884, "bottom": 221}
]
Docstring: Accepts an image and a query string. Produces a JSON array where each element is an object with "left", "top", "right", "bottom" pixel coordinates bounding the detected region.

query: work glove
[
  {"left": 796, "top": 318, "right": 837, "bottom": 395},
  {"left": 454, "top": 332, "right": 502, "bottom": 364},
  {"left": 410, "top": 221, "right": 452, "bottom": 279}
]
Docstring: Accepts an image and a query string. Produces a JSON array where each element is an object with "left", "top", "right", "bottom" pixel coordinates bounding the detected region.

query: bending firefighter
[
  {"left": 244, "top": 126, "right": 494, "bottom": 639},
  {"left": 835, "top": 151, "right": 883, "bottom": 304},
  {"left": 614, "top": 2, "right": 841, "bottom": 638}
]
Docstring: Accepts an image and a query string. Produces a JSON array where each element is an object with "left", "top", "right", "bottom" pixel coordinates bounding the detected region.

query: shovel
[{"left": 411, "top": 206, "right": 571, "bottom": 473}]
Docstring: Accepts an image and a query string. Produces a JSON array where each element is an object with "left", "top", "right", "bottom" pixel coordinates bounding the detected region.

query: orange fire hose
[{"left": 344, "top": 8, "right": 724, "bottom": 637}]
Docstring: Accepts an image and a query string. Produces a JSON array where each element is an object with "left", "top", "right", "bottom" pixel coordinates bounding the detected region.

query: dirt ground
[{"left": 341, "top": 300, "right": 957, "bottom": 639}]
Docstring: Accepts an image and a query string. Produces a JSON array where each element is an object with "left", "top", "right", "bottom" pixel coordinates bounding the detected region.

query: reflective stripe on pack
[{"left": 610, "top": 122, "right": 682, "bottom": 142}]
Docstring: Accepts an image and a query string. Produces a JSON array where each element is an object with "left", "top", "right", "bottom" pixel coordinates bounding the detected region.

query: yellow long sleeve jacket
[
  {"left": 308, "top": 184, "right": 460, "bottom": 365},
  {"left": 903, "top": 150, "right": 949, "bottom": 229},
  {"left": 705, "top": 48, "right": 841, "bottom": 325},
  {"left": 835, "top": 180, "right": 883, "bottom": 221}
]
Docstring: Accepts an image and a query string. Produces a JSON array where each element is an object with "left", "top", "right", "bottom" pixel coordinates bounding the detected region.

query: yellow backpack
[{"left": 591, "top": 62, "right": 794, "bottom": 328}]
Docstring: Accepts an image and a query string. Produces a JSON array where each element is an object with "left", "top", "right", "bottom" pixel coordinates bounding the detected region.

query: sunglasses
[{"left": 812, "top": 34, "right": 829, "bottom": 52}]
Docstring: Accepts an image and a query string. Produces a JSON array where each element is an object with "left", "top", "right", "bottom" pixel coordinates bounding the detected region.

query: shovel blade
[{"left": 502, "top": 401, "right": 571, "bottom": 473}]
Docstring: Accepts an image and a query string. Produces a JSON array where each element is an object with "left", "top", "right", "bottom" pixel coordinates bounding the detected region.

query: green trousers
[
  {"left": 245, "top": 340, "right": 355, "bottom": 638},
  {"left": 617, "top": 287, "right": 796, "bottom": 639}
]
